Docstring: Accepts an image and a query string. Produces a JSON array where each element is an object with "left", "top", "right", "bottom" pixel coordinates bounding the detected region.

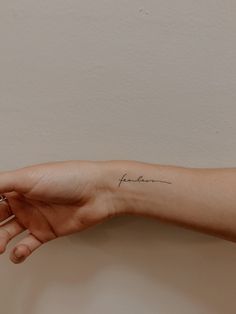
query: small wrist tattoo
[{"left": 118, "top": 173, "right": 172, "bottom": 187}]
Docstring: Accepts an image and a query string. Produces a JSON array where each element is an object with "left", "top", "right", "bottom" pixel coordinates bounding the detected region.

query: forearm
[{"left": 101, "top": 160, "right": 236, "bottom": 241}]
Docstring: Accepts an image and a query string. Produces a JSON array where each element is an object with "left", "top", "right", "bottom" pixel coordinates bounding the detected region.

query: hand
[{"left": 0, "top": 160, "right": 116, "bottom": 264}]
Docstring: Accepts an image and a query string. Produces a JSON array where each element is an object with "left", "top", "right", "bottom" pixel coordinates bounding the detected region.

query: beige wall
[{"left": 0, "top": 1, "right": 236, "bottom": 313}]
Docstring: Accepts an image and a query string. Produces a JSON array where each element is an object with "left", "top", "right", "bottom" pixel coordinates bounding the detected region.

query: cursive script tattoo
[{"left": 118, "top": 173, "right": 172, "bottom": 187}]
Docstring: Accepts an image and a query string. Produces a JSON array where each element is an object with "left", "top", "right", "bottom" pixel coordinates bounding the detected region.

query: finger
[
  {"left": 10, "top": 233, "right": 43, "bottom": 264},
  {"left": 0, "top": 200, "right": 13, "bottom": 222},
  {"left": 0, "top": 217, "right": 25, "bottom": 253}
]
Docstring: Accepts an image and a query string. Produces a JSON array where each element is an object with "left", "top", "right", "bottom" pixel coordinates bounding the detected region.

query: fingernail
[{"left": 14, "top": 247, "right": 22, "bottom": 258}]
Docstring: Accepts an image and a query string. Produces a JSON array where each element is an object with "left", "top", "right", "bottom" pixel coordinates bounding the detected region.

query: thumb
[{"left": 10, "top": 233, "right": 43, "bottom": 264}]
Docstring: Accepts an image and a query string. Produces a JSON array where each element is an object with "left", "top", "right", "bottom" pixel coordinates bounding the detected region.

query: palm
[{"left": 9, "top": 195, "right": 82, "bottom": 240}]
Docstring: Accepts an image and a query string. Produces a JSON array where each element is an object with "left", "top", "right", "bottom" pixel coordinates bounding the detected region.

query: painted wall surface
[{"left": 0, "top": 1, "right": 236, "bottom": 313}]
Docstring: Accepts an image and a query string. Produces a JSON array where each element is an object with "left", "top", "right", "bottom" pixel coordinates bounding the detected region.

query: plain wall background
[{"left": 0, "top": 1, "right": 236, "bottom": 313}]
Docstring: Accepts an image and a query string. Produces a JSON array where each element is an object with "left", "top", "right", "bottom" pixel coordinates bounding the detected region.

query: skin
[{"left": 0, "top": 159, "right": 236, "bottom": 264}]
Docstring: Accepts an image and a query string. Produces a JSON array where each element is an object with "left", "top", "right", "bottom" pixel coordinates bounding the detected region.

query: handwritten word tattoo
[{"left": 118, "top": 173, "right": 172, "bottom": 187}]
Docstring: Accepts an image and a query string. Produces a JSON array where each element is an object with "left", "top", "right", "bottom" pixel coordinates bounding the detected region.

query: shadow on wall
[{"left": 3, "top": 216, "right": 236, "bottom": 314}]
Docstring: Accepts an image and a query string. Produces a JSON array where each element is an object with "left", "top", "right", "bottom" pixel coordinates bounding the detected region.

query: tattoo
[{"left": 118, "top": 173, "right": 172, "bottom": 187}]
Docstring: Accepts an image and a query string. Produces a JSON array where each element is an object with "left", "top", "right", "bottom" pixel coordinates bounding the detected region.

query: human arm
[
  {"left": 104, "top": 160, "right": 236, "bottom": 242},
  {"left": 0, "top": 159, "right": 235, "bottom": 264}
]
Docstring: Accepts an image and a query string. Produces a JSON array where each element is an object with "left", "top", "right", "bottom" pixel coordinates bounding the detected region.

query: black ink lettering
[{"left": 118, "top": 173, "right": 172, "bottom": 187}]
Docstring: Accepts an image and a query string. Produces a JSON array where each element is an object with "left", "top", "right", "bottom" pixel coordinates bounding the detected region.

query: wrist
[
  {"left": 95, "top": 160, "right": 134, "bottom": 216},
  {"left": 103, "top": 160, "right": 141, "bottom": 216}
]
